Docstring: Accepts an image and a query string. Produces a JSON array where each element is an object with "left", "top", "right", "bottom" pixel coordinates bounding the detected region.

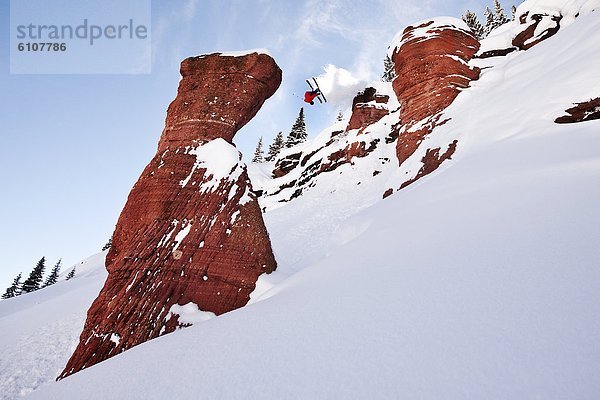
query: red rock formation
[
  {"left": 511, "top": 12, "right": 562, "bottom": 50},
  {"left": 391, "top": 20, "right": 479, "bottom": 129},
  {"left": 321, "top": 139, "right": 380, "bottom": 172},
  {"left": 346, "top": 87, "right": 390, "bottom": 133},
  {"left": 59, "top": 52, "right": 281, "bottom": 379},
  {"left": 400, "top": 140, "right": 458, "bottom": 189},
  {"left": 390, "top": 19, "right": 479, "bottom": 178},
  {"left": 271, "top": 86, "right": 392, "bottom": 183},
  {"left": 477, "top": 2, "right": 595, "bottom": 59},
  {"left": 272, "top": 151, "right": 302, "bottom": 178},
  {"left": 555, "top": 98, "right": 600, "bottom": 124}
]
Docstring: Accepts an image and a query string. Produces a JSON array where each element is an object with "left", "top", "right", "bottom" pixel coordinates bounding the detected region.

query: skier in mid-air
[{"left": 304, "top": 88, "right": 321, "bottom": 105}]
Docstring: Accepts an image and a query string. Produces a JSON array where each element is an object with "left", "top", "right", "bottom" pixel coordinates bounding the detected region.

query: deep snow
[
  {"left": 0, "top": 253, "right": 107, "bottom": 399},
  {"left": 0, "top": 7, "right": 599, "bottom": 400}
]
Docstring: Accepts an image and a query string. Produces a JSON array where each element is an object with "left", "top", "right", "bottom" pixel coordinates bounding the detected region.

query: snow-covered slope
[
  {"left": 8, "top": 10, "right": 598, "bottom": 399},
  {"left": 0, "top": 253, "right": 107, "bottom": 398}
]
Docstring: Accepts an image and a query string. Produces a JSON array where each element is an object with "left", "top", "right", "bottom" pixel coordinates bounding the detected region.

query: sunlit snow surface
[
  {"left": 0, "top": 252, "right": 107, "bottom": 399},
  {"left": 0, "top": 9, "right": 599, "bottom": 400}
]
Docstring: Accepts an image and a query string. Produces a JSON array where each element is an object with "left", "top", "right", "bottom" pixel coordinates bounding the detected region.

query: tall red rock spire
[
  {"left": 390, "top": 18, "right": 480, "bottom": 183},
  {"left": 59, "top": 52, "right": 282, "bottom": 379}
]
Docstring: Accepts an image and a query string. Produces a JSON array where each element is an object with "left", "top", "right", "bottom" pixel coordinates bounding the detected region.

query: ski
[
  {"left": 306, "top": 79, "right": 323, "bottom": 103},
  {"left": 312, "top": 77, "right": 327, "bottom": 103}
]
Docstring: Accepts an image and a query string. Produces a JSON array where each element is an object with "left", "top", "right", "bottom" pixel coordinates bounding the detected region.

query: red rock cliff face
[
  {"left": 59, "top": 52, "right": 281, "bottom": 379},
  {"left": 390, "top": 19, "right": 479, "bottom": 178}
]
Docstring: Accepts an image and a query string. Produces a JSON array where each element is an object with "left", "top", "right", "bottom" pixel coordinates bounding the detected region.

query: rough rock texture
[
  {"left": 391, "top": 20, "right": 480, "bottom": 130},
  {"left": 555, "top": 98, "right": 600, "bottom": 123},
  {"left": 320, "top": 139, "right": 380, "bottom": 173},
  {"left": 346, "top": 87, "right": 390, "bottom": 133},
  {"left": 512, "top": 12, "right": 562, "bottom": 50},
  {"left": 59, "top": 52, "right": 281, "bottom": 379},
  {"left": 400, "top": 140, "right": 458, "bottom": 189},
  {"left": 160, "top": 53, "right": 282, "bottom": 149},
  {"left": 390, "top": 19, "right": 479, "bottom": 175},
  {"left": 272, "top": 151, "right": 302, "bottom": 178}
]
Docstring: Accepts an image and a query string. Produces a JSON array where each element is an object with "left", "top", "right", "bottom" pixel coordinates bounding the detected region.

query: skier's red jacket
[{"left": 304, "top": 90, "right": 320, "bottom": 103}]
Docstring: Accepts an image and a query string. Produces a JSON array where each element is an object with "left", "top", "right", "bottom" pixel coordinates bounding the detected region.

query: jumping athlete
[{"left": 304, "top": 88, "right": 321, "bottom": 105}]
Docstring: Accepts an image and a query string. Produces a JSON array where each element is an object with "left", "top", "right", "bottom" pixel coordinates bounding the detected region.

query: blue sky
[{"left": 0, "top": 0, "right": 495, "bottom": 288}]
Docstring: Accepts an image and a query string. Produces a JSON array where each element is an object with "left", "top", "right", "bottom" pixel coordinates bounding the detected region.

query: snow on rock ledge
[
  {"left": 388, "top": 17, "right": 472, "bottom": 55},
  {"left": 59, "top": 52, "right": 280, "bottom": 379},
  {"left": 178, "top": 138, "right": 244, "bottom": 191},
  {"left": 194, "top": 49, "right": 272, "bottom": 58},
  {"left": 164, "top": 302, "right": 216, "bottom": 330}
]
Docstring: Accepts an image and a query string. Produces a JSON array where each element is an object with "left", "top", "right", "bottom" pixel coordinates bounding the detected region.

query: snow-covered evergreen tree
[
  {"left": 2, "top": 273, "right": 22, "bottom": 299},
  {"left": 511, "top": 5, "right": 517, "bottom": 20},
  {"left": 493, "top": 0, "right": 511, "bottom": 27},
  {"left": 484, "top": 6, "right": 495, "bottom": 36},
  {"left": 381, "top": 55, "right": 397, "bottom": 82},
  {"left": 102, "top": 237, "right": 112, "bottom": 251},
  {"left": 285, "top": 108, "right": 307, "bottom": 148},
  {"left": 43, "top": 259, "right": 61, "bottom": 287},
  {"left": 21, "top": 257, "right": 46, "bottom": 293},
  {"left": 66, "top": 267, "right": 76, "bottom": 280},
  {"left": 336, "top": 111, "right": 344, "bottom": 122},
  {"left": 462, "top": 10, "right": 485, "bottom": 39},
  {"left": 252, "top": 136, "right": 264, "bottom": 163},
  {"left": 266, "top": 132, "right": 285, "bottom": 161}
]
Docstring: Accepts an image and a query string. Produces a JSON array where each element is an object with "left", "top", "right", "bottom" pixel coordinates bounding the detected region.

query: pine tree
[
  {"left": 484, "top": 6, "right": 495, "bottom": 36},
  {"left": 336, "top": 111, "right": 344, "bottom": 122},
  {"left": 102, "top": 237, "right": 112, "bottom": 251},
  {"left": 493, "top": 0, "right": 511, "bottom": 27},
  {"left": 66, "top": 267, "right": 76, "bottom": 280},
  {"left": 285, "top": 108, "right": 307, "bottom": 148},
  {"left": 252, "top": 136, "right": 265, "bottom": 163},
  {"left": 381, "top": 55, "right": 397, "bottom": 82},
  {"left": 462, "top": 10, "right": 485, "bottom": 39},
  {"left": 511, "top": 5, "right": 517, "bottom": 20},
  {"left": 265, "top": 132, "right": 285, "bottom": 161},
  {"left": 21, "top": 257, "right": 46, "bottom": 293},
  {"left": 43, "top": 259, "right": 61, "bottom": 287},
  {"left": 2, "top": 273, "right": 22, "bottom": 299}
]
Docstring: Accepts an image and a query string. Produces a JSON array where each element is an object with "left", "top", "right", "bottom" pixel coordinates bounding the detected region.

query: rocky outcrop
[
  {"left": 59, "top": 52, "right": 281, "bottom": 379},
  {"left": 271, "top": 86, "right": 392, "bottom": 182},
  {"left": 478, "top": 0, "right": 598, "bottom": 58},
  {"left": 320, "top": 138, "right": 381, "bottom": 173},
  {"left": 390, "top": 18, "right": 479, "bottom": 170},
  {"left": 399, "top": 140, "right": 458, "bottom": 189},
  {"left": 159, "top": 52, "right": 282, "bottom": 148},
  {"left": 555, "top": 98, "right": 600, "bottom": 123},
  {"left": 273, "top": 151, "right": 302, "bottom": 178},
  {"left": 346, "top": 87, "right": 390, "bottom": 133},
  {"left": 512, "top": 12, "right": 562, "bottom": 50},
  {"left": 266, "top": 85, "right": 395, "bottom": 200},
  {"left": 478, "top": 11, "right": 561, "bottom": 58}
]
